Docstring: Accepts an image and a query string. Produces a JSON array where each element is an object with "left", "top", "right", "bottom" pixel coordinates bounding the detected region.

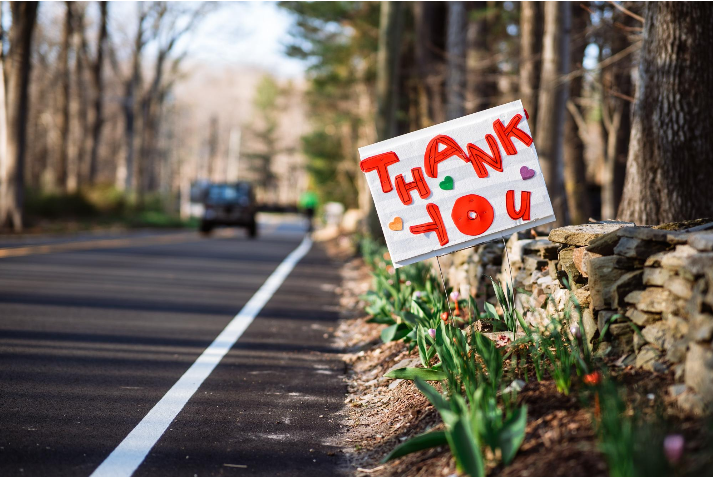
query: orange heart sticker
[{"left": 388, "top": 217, "right": 403, "bottom": 231}]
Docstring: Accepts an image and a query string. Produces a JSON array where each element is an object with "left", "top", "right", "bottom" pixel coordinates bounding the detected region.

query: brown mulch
[{"left": 324, "top": 236, "right": 712, "bottom": 477}]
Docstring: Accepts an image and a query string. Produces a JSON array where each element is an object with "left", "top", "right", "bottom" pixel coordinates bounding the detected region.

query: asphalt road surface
[{"left": 0, "top": 216, "right": 347, "bottom": 476}]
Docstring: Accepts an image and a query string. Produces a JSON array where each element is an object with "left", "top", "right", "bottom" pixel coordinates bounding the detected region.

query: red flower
[
  {"left": 441, "top": 311, "right": 449, "bottom": 322},
  {"left": 583, "top": 370, "right": 602, "bottom": 386}
]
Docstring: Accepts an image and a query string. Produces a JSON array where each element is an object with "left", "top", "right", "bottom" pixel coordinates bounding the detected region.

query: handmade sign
[{"left": 359, "top": 100, "right": 555, "bottom": 268}]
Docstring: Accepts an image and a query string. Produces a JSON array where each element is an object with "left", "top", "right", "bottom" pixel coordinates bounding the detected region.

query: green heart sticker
[{"left": 439, "top": 175, "right": 454, "bottom": 190}]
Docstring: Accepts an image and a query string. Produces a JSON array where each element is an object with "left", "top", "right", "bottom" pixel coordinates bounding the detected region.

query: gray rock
[
  {"left": 643, "top": 267, "right": 670, "bottom": 286},
  {"left": 626, "top": 308, "right": 662, "bottom": 327},
  {"left": 660, "top": 245, "right": 700, "bottom": 269},
  {"left": 690, "top": 313, "right": 713, "bottom": 343},
  {"left": 523, "top": 254, "right": 548, "bottom": 272},
  {"left": 611, "top": 270, "right": 644, "bottom": 308},
  {"left": 685, "top": 343, "right": 713, "bottom": 403},
  {"left": 598, "top": 310, "right": 619, "bottom": 333},
  {"left": 688, "top": 232, "right": 713, "bottom": 251},
  {"left": 633, "top": 331, "right": 646, "bottom": 352},
  {"left": 610, "top": 322, "right": 633, "bottom": 337},
  {"left": 558, "top": 247, "right": 583, "bottom": 284},
  {"left": 581, "top": 308, "right": 598, "bottom": 343},
  {"left": 664, "top": 276, "right": 694, "bottom": 300},
  {"left": 614, "top": 237, "right": 671, "bottom": 259},
  {"left": 548, "top": 223, "right": 635, "bottom": 247},
  {"left": 664, "top": 313, "right": 689, "bottom": 339},
  {"left": 636, "top": 345, "right": 663, "bottom": 371},
  {"left": 667, "top": 339, "right": 689, "bottom": 364},
  {"left": 644, "top": 251, "right": 669, "bottom": 268},
  {"left": 624, "top": 290, "right": 643, "bottom": 305},
  {"left": 669, "top": 384, "right": 688, "bottom": 397},
  {"left": 586, "top": 230, "right": 623, "bottom": 255},
  {"left": 676, "top": 253, "right": 713, "bottom": 280},
  {"left": 523, "top": 239, "right": 559, "bottom": 260},
  {"left": 573, "top": 286, "right": 591, "bottom": 308},
  {"left": 635, "top": 288, "right": 677, "bottom": 314},
  {"left": 641, "top": 321, "right": 668, "bottom": 350},
  {"left": 588, "top": 256, "right": 639, "bottom": 310}
]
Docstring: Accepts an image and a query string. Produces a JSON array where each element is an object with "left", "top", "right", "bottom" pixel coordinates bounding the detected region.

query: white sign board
[{"left": 359, "top": 100, "right": 555, "bottom": 268}]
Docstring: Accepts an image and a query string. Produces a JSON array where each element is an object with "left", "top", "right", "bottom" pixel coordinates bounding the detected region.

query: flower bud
[
  {"left": 570, "top": 324, "right": 582, "bottom": 340},
  {"left": 428, "top": 328, "right": 436, "bottom": 339},
  {"left": 450, "top": 291, "right": 460, "bottom": 301},
  {"left": 664, "top": 434, "right": 684, "bottom": 465}
]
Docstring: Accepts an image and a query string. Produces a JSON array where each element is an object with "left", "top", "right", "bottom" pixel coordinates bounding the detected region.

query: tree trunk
[
  {"left": 600, "top": 3, "right": 635, "bottom": 220},
  {"left": 69, "top": 4, "right": 88, "bottom": 192},
  {"left": 369, "top": 1, "right": 403, "bottom": 239},
  {"left": 88, "top": 2, "right": 107, "bottom": 184},
  {"left": 375, "top": 1, "right": 403, "bottom": 141},
  {"left": 618, "top": 3, "right": 713, "bottom": 224},
  {"left": 0, "top": 6, "right": 7, "bottom": 216},
  {"left": 446, "top": 1, "right": 466, "bottom": 120},
  {"left": 466, "top": 2, "right": 497, "bottom": 114},
  {"left": 519, "top": 1, "right": 543, "bottom": 132},
  {"left": 123, "top": 6, "right": 146, "bottom": 195},
  {"left": 535, "top": 1, "right": 570, "bottom": 226},
  {"left": 56, "top": 2, "right": 72, "bottom": 191},
  {"left": 563, "top": 4, "right": 590, "bottom": 225},
  {"left": 1, "top": 2, "right": 38, "bottom": 231},
  {"left": 413, "top": 2, "right": 446, "bottom": 127}
]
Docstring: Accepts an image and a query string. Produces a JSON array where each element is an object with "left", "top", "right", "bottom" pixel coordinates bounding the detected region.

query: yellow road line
[{"left": 0, "top": 228, "right": 237, "bottom": 259}]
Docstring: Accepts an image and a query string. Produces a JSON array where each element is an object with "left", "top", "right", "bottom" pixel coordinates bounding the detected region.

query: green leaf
[
  {"left": 381, "top": 430, "right": 448, "bottom": 463},
  {"left": 484, "top": 302, "right": 499, "bottom": 321},
  {"left": 401, "top": 311, "right": 421, "bottom": 326},
  {"left": 417, "top": 326, "right": 430, "bottom": 368},
  {"left": 447, "top": 415, "right": 485, "bottom": 477},
  {"left": 381, "top": 323, "right": 410, "bottom": 343},
  {"left": 499, "top": 406, "right": 527, "bottom": 465},
  {"left": 414, "top": 378, "right": 450, "bottom": 412},
  {"left": 385, "top": 367, "right": 446, "bottom": 381},
  {"left": 366, "top": 315, "right": 396, "bottom": 325}
]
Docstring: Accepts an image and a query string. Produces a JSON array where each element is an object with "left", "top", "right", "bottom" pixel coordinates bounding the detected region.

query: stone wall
[{"left": 434, "top": 221, "right": 713, "bottom": 414}]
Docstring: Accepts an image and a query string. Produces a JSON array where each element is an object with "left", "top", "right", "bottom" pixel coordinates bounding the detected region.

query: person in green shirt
[{"left": 299, "top": 191, "right": 319, "bottom": 232}]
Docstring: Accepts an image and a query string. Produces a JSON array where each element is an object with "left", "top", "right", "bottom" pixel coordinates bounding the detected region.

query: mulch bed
[{"left": 325, "top": 238, "right": 712, "bottom": 477}]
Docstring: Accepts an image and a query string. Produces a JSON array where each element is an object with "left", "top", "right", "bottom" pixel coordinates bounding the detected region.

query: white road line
[{"left": 90, "top": 236, "right": 313, "bottom": 477}]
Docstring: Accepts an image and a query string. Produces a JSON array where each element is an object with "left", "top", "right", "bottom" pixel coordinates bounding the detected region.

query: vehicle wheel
[
  {"left": 248, "top": 219, "right": 258, "bottom": 239},
  {"left": 200, "top": 221, "right": 214, "bottom": 234}
]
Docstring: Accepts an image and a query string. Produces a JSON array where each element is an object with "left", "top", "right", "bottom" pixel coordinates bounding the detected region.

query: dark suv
[{"left": 200, "top": 182, "right": 258, "bottom": 237}]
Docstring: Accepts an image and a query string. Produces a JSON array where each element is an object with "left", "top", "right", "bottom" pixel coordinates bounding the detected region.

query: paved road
[{"left": 0, "top": 217, "right": 346, "bottom": 476}]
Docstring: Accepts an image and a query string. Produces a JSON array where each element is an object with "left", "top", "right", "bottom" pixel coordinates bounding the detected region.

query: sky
[{"left": 181, "top": 2, "right": 307, "bottom": 79}]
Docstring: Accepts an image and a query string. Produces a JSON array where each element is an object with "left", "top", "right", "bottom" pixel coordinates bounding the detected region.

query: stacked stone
[{"left": 433, "top": 221, "right": 713, "bottom": 412}]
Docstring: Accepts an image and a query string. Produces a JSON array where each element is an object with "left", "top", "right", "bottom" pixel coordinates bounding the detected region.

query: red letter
[
  {"left": 410, "top": 203, "right": 449, "bottom": 246},
  {"left": 395, "top": 167, "right": 431, "bottom": 205},
  {"left": 506, "top": 190, "right": 531, "bottom": 220},
  {"left": 465, "top": 134, "right": 502, "bottom": 178},
  {"left": 493, "top": 114, "right": 533, "bottom": 155},
  {"left": 424, "top": 134, "right": 469, "bottom": 178},
  {"left": 451, "top": 194, "right": 494, "bottom": 236},
  {"left": 360, "top": 151, "right": 400, "bottom": 193}
]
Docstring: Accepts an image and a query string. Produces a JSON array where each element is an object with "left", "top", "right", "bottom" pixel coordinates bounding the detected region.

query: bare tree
[
  {"left": 535, "top": 1, "right": 570, "bottom": 226},
  {"left": 87, "top": 2, "right": 108, "bottom": 184},
  {"left": 56, "top": 2, "right": 72, "bottom": 191},
  {"left": 375, "top": 1, "right": 403, "bottom": 141},
  {"left": 618, "top": 2, "right": 713, "bottom": 223},
  {"left": 1, "top": 2, "right": 39, "bottom": 231},
  {"left": 563, "top": 4, "right": 590, "bottom": 225},
  {"left": 466, "top": 2, "right": 497, "bottom": 114},
  {"left": 412, "top": 2, "right": 446, "bottom": 126},
  {"left": 519, "top": 1, "right": 543, "bottom": 132},
  {"left": 446, "top": 1, "right": 466, "bottom": 120}
]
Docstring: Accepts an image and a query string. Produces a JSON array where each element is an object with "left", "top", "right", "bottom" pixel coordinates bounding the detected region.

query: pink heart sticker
[{"left": 520, "top": 166, "right": 535, "bottom": 180}]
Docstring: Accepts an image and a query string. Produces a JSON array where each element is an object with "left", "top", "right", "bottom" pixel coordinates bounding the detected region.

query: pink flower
[
  {"left": 570, "top": 324, "right": 582, "bottom": 339},
  {"left": 405, "top": 281, "right": 412, "bottom": 286},
  {"left": 450, "top": 291, "right": 460, "bottom": 301},
  {"left": 414, "top": 291, "right": 422, "bottom": 299},
  {"left": 428, "top": 328, "right": 436, "bottom": 339},
  {"left": 664, "top": 434, "right": 684, "bottom": 465}
]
